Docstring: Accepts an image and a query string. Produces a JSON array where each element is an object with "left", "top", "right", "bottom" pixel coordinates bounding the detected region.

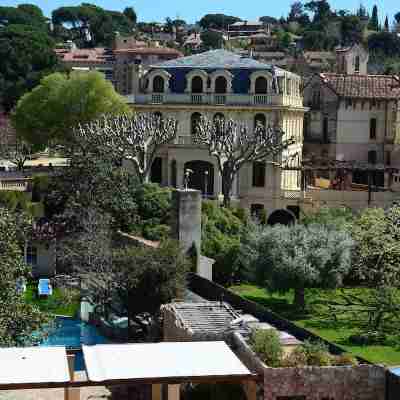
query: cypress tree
[
  {"left": 384, "top": 15, "right": 389, "bottom": 31},
  {"left": 368, "top": 5, "right": 379, "bottom": 31}
]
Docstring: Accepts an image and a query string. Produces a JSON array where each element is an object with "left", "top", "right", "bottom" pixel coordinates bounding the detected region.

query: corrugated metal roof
[
  {"left": 165, "top": 302, "right": 240, "bottom": 334},
  {"left": 83, "top": 342, "right": 252, "bottom": 381}
]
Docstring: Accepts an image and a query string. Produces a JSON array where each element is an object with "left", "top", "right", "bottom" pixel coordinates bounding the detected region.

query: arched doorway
[
  {"left": 153, "top": 75, "right": 165, "bottom": 93},
  {"left": 150, "top": 157, "right": 162, "bottom": 184},
  {"left": 215, "top": 76, "right": 227, "bottom": 94},
  {"left": 192, "top": 76, "right": 203, "bottom": 93},
  {"left": 191, "top": 112, "right": 202, "bottom": 136},
  {"left": 255, "top": 76, "right": 268, "bottom": 94},
  {"left": 267, "top": 209, "right": 296, "bottom": 226},
  {"left": 184, "top": 160, "right": 214, "bottom": 197}
]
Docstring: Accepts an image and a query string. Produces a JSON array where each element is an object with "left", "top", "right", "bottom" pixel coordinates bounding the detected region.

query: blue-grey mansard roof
[{"left": 147, "top": 49, "right": 287, "bottom": 94}]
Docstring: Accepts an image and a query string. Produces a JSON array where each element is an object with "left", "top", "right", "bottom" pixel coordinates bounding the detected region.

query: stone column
[
  {"left": 170, "top": 190, "right": 202, "bottom": 272},
  {"left": 176, "top": 161, "right": 185, "bottom": 189},
  {"left": 167, "top": 384, "right": 180, "bottom": 400},
  {"left": 152, "top": 384, "right": 162, "bottom": 400}
]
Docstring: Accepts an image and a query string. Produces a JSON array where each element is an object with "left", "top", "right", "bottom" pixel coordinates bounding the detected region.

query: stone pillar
[
  {"left": 152, "top": 384, "right": 162, "bottom": 400},
  {"left": 64, "top": 355, "right": 80, "bottom": 400},
  {"left": 170, "top": 190, "right": 202, "bottom": 272},
  {"left": 215, "top": 170, "right": 222, "bottom": 198},
  {"left": 176, "top": 161, "right": 185, "bottom": 189},
  {"left": 167, "top": 384, "right": 180, "bottom": 400}
]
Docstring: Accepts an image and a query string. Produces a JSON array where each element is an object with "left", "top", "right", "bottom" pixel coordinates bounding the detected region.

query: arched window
[
  {"left": 154, "top": 111, "right": 163, "bottom": 121},
  {"left": 191, "top": 112, "right": 202, "bottom": 136},
  {"left": 255, "top": 77, "right": 268, "bottom": 94},
  {"left": 254, "top": 113, "right": 266, "bottom": 130},
  {"left": 153, "top": 75, "right": 165, "bottom": 93},
  {"left": 215, "top": 76, "right": 227, "bottom": 94},
  {"left": 213, "top": 113, "right": 225, "bottom": 123},
  {"left": 191, "top": 76, "right": 203, "bottom": 93},
  {"left": 355, "top": 56, "right": 360, "bottom": 73}
]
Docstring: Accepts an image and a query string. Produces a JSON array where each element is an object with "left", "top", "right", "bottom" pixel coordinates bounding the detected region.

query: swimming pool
[{"left": 39, "top": 316, "right": 109, "bottom": 371}]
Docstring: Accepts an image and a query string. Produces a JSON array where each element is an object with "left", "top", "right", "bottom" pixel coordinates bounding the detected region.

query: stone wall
[{"left": 263, "top": 365, "right": 386, "bottom": 400}]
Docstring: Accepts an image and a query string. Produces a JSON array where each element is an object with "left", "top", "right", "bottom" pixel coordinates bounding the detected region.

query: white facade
[{"left": 128, "top": 50, "right": 307, "bottom": 219}]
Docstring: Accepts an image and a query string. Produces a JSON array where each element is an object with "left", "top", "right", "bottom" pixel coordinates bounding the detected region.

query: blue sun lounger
[{"left": 38, "top": 279, "right": 53, "bottom": 297}]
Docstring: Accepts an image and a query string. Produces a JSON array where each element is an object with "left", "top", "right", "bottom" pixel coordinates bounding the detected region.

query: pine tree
[{"left": 368, "top": 5, "right": 379, "bottom": 31}]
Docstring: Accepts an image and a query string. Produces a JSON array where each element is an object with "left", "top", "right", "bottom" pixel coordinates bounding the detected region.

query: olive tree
[
  {"left": 242, "top": 223, "right": 353, "bottom": 310},
  {"left": 74, "top": 113, "right": 178, "bottom": 183},
  {"left": 195, "top": 116, "right": 293, "bottom": 206}
]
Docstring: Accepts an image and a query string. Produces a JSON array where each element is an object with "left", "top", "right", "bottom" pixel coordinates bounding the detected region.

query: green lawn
[
  {"left": 24, "top": 283, "right": 80, "bottom": 317},
  {"left": 230, "top": 284, "right": 400, "bottom": 365}
]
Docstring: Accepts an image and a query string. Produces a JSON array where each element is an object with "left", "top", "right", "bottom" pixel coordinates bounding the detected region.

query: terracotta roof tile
[{"left": 320, "top": 73, "right": 400, "bottom": 99}]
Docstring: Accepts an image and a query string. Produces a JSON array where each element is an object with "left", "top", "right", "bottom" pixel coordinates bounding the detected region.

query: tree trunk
[
  {"left": 222, "top": 168, "right": 233, "bottom": 208},
  {"left": 294, "top": 287, "right": 305, "bottom": 310}
]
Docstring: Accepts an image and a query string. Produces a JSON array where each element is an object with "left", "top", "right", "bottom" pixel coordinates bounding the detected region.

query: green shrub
[
  {"left": 250, "top": 329, "right": 283, "bottom": 367},
  {"left": 201, "top": 201, "right": 250, "bottom": 285},
  {"left": 300, "top": 340, "right": 332, "bottom": 366},
  {"left": 333, "top": 353, "right": 359, "bottom": 366},
  {"left": 281, "top": 346, "right": 308, "bottom": 367},
  {"left": 142, "top": 223, "right": 170, "bottom": 241}
]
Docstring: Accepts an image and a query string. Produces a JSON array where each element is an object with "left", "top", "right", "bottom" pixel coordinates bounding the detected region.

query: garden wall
[
  {"left": 188, "top": 273, "right": 369, "bottom": 362},
  {"left": 232, "top": 331, "right": 386, "bottom": 400},
  {"left": 263, "top": 364, "right": 385, "bottom": 400}
]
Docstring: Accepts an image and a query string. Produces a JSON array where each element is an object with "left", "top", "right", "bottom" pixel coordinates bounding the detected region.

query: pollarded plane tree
[
  {"left": 0, "top": 118, "right": 32, "bottom": 171},
  {"left": 194, "top": 116, "right": 294, "bottom": 206},
  {"left": 74, "top": 113, "right": 178, "bottom": 183}
]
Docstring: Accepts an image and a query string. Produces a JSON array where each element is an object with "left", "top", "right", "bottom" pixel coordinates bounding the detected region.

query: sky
[{"left": 2, "top": 0, "right": 399, "bottom": 24}]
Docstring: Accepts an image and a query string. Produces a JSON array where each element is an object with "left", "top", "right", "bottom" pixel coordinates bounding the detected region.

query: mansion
[{"left": 127, "top": 50, "right": 306, "bottom": 220}]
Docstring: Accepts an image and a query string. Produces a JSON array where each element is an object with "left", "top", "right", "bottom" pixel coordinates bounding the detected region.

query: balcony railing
[
  {"left": 254, "top": 95, "right": 271, "bottom": 105},
  {"left": 131, "top": 93, "right": 304, "bottom": 108},
  {"left": 0, "top": 178, "right": 31, "bottom": 192},
  {"left": 214, "top": 95, "right": 227, "bottom": 105},
  {"left": 151, "top": 94, "right": 164, "bottom": 104},
  {"left": 191, "top": 94, "right": 203, "bottom": 104}
]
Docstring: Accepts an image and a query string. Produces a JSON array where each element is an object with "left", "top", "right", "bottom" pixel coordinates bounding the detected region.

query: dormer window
[
  {"left": 153, "top": 75, "right": 165, "bottom": 93},
  {"left": 146, "top": 69, "right": 171, "bottom": 94},
  {"left": 215, "top": 76, "right": 227, "bottom": 94},
  {"left": 210, "top": 70, "right": 233, "bottom": 94},
  {"left": 191, "top": 76, "right": 203, "bottom": 93},
  {"left": 255, "top": 77, "right": 268, "bottom": 94},
  {"left": 185, "top": 69, "right": 208, "bottom": 94},
  {"left": 250, "top": 71, "right": 272, "bottom": 95}
]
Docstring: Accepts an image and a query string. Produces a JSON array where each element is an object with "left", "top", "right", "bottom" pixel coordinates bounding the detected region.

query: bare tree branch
[
  {"left": 194, "top": 116, "right": 295, "bottom": 206},
  {"left": 74, "top": 113, "right": 178, "bottom": 183}
]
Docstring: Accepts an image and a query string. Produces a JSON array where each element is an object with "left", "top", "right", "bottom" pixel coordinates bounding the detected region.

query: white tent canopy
[
  {"left": 0, "top": 341, "right": 255, "bottom": 391},
  {"left": 83, "top": 341, "right": 252, "bottom": 383},
  {"left": 0, "top": 347, "right": 70, "bottom": 388}
]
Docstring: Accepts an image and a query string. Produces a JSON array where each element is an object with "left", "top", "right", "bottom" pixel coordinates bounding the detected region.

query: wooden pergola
[
  {"left": 0, "top": 342, "right": 259, "bottom": 400},
  {"left": 279, "top": 153, "right": 399, "bottom": 205}
]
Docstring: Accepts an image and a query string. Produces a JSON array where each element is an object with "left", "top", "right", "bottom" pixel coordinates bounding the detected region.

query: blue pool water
[{"left": 39, "top": 317, "right": 109, "bottom": 371}]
